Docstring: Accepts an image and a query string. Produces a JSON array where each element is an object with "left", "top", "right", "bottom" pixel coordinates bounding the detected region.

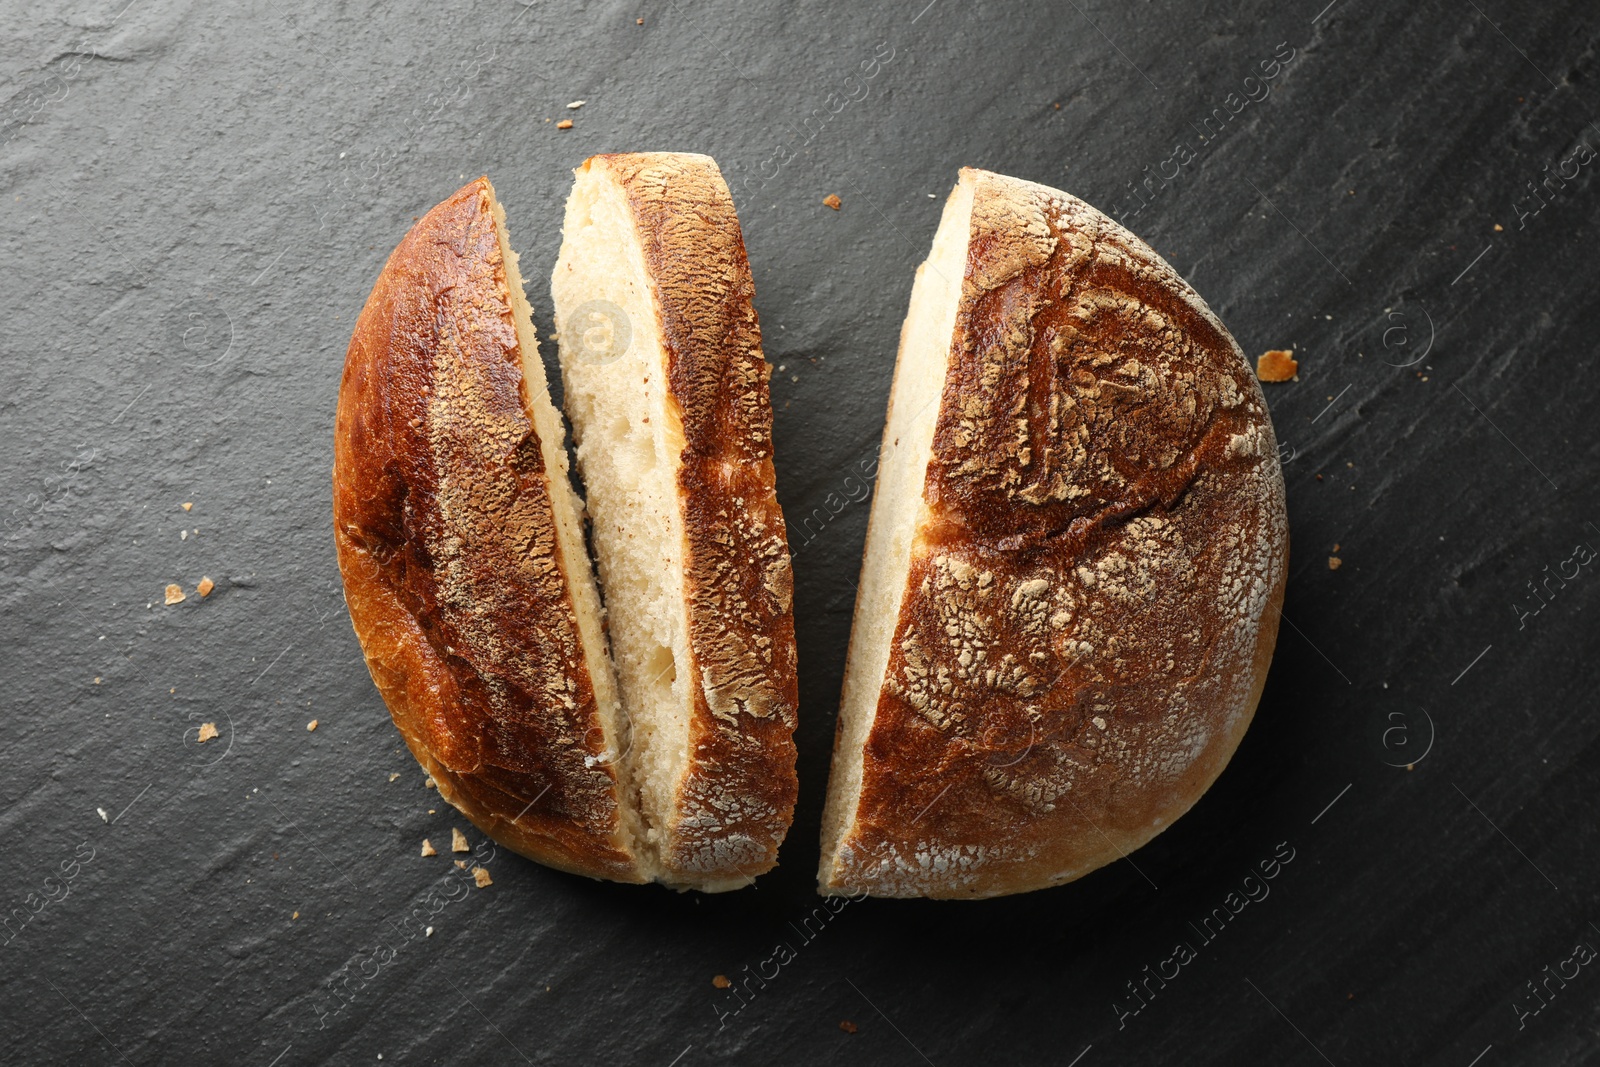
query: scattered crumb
[
  {"left": 421, "top": 838, "right": 437, "bottom": 857},
  {"left": 636, "top": 16, "right": 644, "bottom": 23},
  {"left": 306, "top": 719, "right": 319, "bottom": 731},
  {"left": 1316, "top": 473, "right": 1324, "bottom": 481},
  {"left": 197, "top": 576, "right": 215, "bottom": 597},
  {"left": 473, "top": 866, "right": 493, "bottom": 888},
  {"left": 454, "top": 860, "right": 468, "bottom": 870},
  {"left": 566, "top": 100, "right": 585, "bottom": 109},
  {"left": 164, "top": 583, "right": 186, "bottom": 605},
  {"left": 425, "top": 926, "right": 434, "bottom": 936},
  {"left": 292, "top": 911, "right": 299, "bottom": 919},
  {"left": 839, "top": 1020, "right": 858, "bottom": 1034},
  {"left": 452, "top": 828, "right": 469, "bottom": 852},
  {"left": 1328, "top": 556, "right": 1343, "bottom": 570},
  {"left": 428, "top": 809, "right": 436, "bottom": 814},
  {"left": 94, "top": 677, "right": 101, "bottom": 685},
  {"left": 388, "top": 772, "right": 401, "bottom": 782},
  {"left": 1493, "top": 223, "right": 1503, "bottom": 232},
  {"left": 197, "top": 722, "right": 219, "bottom": 743},
  {"left": 822, "top": 194, "right": 841, "bottom": 210},
  {"left": 556, "top": 119, "right": 574, "bottom": 130},
  {"left": 712, "top": 975, "right": 731, "bottom": 989},
  {"left": 97, "top": 807, "right": 109, "bottom": 823},
  {"left": 180, "top": 530, "right": 187, "bottom": 540},
  {"left": 425, "top": 777, "right": 437, "bottom": 790},
  {"left": 182, "top": 502, "right": 193, "bottom": 511},
  {"left": 1332, "top": 543, "right": 1340, "bottom": 552},
  {"left": 1255, "top": 349, "right": 1298, "bottom": 382}
]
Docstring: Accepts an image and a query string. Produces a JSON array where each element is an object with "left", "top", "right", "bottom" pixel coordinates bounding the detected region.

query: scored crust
[
  {"left": 334, "top": 178, "right": 646, "bottom": 883},
  {"left": 819, "top": 168, "right": 1289, "bottom": 899},
  {"left": 554, "top": 154, "right": 800, "bottom": 889}
]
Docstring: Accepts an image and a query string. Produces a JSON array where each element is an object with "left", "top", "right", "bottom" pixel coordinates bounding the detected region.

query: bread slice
[
  {"left": 335, "top": 178, "right": 647, "bottom": 882},
  {"left": 335, "top": 165, "right": 798, "bottom": 892},
  {"left": 552, "top": 153, "right": 798, "bottom": 891},
  {"left": 819, "top": 168, "right": 1289, "bottom": 899}
]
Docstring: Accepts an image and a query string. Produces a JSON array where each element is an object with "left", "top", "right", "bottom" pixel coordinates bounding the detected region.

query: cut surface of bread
[
  {"left": 818, "top": 177, "right": 974, "bottom": 876},
  {"left": 551, "top": 162, "right": 691, "bottom": 875},
  {"left": 819, "top": 168, "right": 1289, "bottom": 899},
  {"left": 552, "top": 153, "right": 799, "bottom": 891},
  {"left": 335, "top": 166, "right": 797, "bottom": 892}
]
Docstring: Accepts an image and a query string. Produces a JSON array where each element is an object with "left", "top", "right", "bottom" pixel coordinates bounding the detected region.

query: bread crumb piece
[
  {"left": 822, "top": 194, "right": 842, "bottom": 210},
  {"left": 164, "top": 583, "right": 186, "bottom": 605},
  {"left": 637, "top": 16, "right": 644, "bottom": 23},
  {"left": 472, "top": 866, "right": 492, "bottom": 888},
  {"left": 1493, "top": 223, "right": 1503, "bottom": 232},
  {"left": 567, "top": 100, "right": 585, "bottom": 109},
  {"left": 712, "top": 975, "right": 731, "bottom": 989},
  {"left": 97, "top": 807, "right": 109, "bottom": 823},
  {"left": 839, "top": 1020, "right": 858, "bottom": 1034},
  {"left": 454, "top": 860, "right": 468, "bottom": 870},
  {"left": 421, "top": 838, "right": 437, "bottom": 857},
  {"left": 556, "top": 119, "right": 573, "bottom": 130},
  {"left": 1256, "top": 349, "right": 1298, "bottom": 382},
  {"left": 425, "top": 926, "right": 434, "bottom": 936},
  {"left": 425, "top": 776, "right": 437, "bottom": 790},
  {"left": 197, "top": 576, "right": 215, "bottom": 597},
  {"left": 182, "top": 502, "right": 193, "bottom": 511},
  {"left": 306, "top": 719, "right": 319, "bottom": 731},
  {"left": 452, "top": 827, "right": 469, "bottom": 852},
  {"left": 1332, "top": 543, "right": 1340, "bottom": 552},
  {"left": 197, "top": 722, "right": 219, "bottom": 743},
  {"left": 388, "top": 772, "right": 401, "bottom": 782},
  {"left": 94, "top": 677, "right": 101, "bottom": 685},
  {"left": 1328, "top": 556, "right": 1342, "bottom": 570},
  {"left": 292, "top": 911, "right": 299, "bottom": 919}
]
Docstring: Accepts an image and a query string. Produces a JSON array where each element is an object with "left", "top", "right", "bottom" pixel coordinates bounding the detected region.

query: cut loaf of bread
[
  {"left": 818, "top": 168, "right": 1289, "bottom": 899},
  {"left": 334, "top": 163, "right": 796, "bottom": 893}
]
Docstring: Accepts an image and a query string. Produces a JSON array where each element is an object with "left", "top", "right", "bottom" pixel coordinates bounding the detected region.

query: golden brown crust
[
  {"left": 592, "top": 153, "right": 800, "bottom": 883},
  {"left": 334, "top": 178, "right": 645, "bottom": 883},
  {"left": 826, "top": 169, "right": 1288, "bottom": 898}
]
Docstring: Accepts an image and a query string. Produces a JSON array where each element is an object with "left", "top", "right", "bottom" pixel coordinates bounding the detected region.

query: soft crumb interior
[
  {"left": 818, "top": 174, "right": 975, "bottom": 885},
  {"left": 550, "top": 162, "right": 690, "bottom": 868},
  {"left": 487, "top": 183, "right": 648, "bottom": 862}
]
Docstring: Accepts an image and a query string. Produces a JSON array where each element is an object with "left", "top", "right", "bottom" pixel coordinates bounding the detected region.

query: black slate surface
[{"left": 4, "top": 1, "right": 1600, "bottom": 1064}]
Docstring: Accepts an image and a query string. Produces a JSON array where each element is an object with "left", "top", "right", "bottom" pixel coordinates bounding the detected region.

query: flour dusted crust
[
  {"left": 821, "top": 168, "right": 1288, "bottom": 898},
  {"left": 595, "top": 154, "right": 800, "bottom": 884},
  {"left": 334, "top": 179, "right": 645, "bottom": 882}
]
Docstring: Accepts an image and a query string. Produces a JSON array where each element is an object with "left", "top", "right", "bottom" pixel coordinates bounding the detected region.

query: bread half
[
  {"left": 818, "top": 168, "right": 1289, "bottom": 899},
  {"left": 552, "top": 153, "right": 799, "bottom": 891},
  {"left": 335, "top": 165, "right": 797, "bottom": 892}
]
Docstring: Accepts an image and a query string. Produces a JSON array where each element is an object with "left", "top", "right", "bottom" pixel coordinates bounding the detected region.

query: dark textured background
[{"left": 4, "top": 0, "right": 1599, "bottom": 1063}]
